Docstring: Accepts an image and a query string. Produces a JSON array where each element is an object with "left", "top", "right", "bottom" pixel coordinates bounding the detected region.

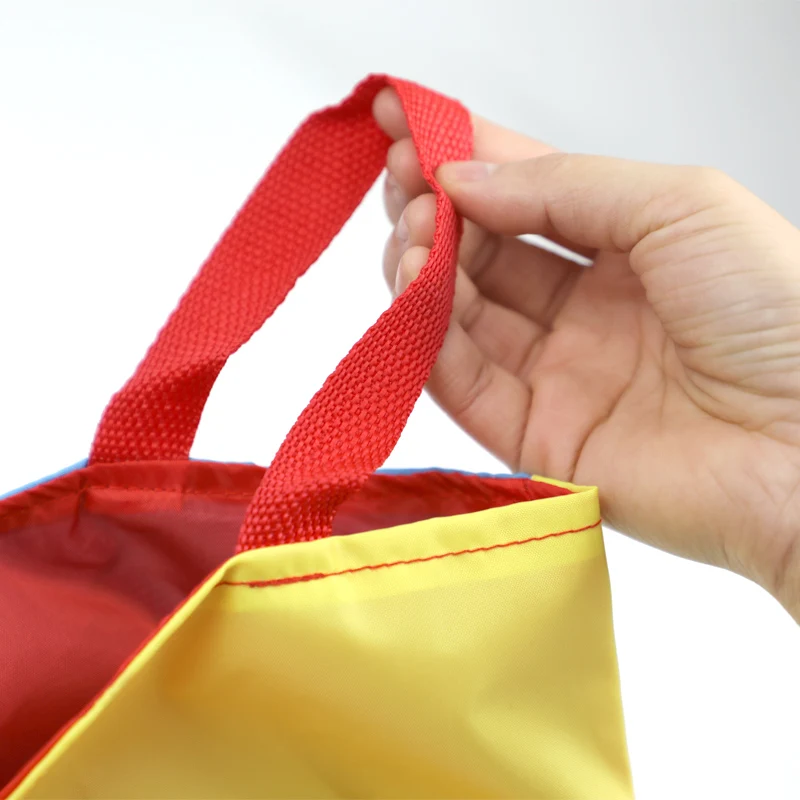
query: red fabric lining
[
  {"left": 0, "top": 565, "right": 217, "bottom": 800},
  {"left": 0, "top": 461, "right": 568, "bottom": 791},
  {"left": 218, "top": 521, "right": 601, "bottom": 590}
]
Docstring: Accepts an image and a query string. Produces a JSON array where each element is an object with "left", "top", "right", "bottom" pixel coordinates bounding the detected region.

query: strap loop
[{"left": 89, "top": 75, "right": 472, "bottom": 548}]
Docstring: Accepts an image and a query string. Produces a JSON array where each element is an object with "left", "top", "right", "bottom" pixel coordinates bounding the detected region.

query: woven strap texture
[{"left": 89, "top": 75, "right": 472, "bottom": 548}]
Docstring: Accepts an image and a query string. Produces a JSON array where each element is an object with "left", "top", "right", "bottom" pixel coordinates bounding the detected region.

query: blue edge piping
[{"left": 0, "top": 461, "right": 529, "bottom": 502}]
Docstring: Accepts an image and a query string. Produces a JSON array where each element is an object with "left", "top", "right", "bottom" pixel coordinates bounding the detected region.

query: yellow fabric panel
[{"left": 12, "top": 485, "right": 632, "bottom": 799}]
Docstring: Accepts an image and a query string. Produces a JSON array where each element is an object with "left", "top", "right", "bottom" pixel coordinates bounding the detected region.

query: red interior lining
[{"left": 0, "top": 461, "right": 569, "bottom": 789}]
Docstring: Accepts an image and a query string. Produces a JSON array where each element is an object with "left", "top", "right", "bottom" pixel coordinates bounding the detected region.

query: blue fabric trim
[
  {"left": 0, "top": 459, "right": 88, "bottom": 501},
  {"left": 377, "top": 467, "right": 530, "bottom": 479},
  {"left": 185, "top": 461, "right": 529, "bottom": 480}
]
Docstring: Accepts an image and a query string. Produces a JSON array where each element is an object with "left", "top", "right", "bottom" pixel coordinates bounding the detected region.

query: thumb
[
  {"left": 436, "top": 154, "right": 800, "bottom": 385},
  {"left": 435, "top": 154, "right": 798, "bottom": 271}
]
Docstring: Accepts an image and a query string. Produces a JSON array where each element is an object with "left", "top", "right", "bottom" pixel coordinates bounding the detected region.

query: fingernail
[
  {"left": 395, "top": 211, "right": 409, "bottom": 243},
  {"left": 439, "top": 161, "right": 496, "bottom": 182}
]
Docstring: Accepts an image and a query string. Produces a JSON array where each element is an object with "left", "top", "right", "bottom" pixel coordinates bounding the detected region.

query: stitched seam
[{"left": 217, "top": 519, "right": 601, "bottom": 589}]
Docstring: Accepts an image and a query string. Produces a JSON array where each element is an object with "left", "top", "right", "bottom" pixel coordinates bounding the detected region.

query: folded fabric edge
[{"left": 0, "top": 461, "right": 538, "bottom": 503}]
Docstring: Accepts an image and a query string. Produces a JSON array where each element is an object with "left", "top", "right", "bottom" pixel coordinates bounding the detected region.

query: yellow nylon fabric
[{"left": 11, "top": 482, "right": 632, "bottom": 799}]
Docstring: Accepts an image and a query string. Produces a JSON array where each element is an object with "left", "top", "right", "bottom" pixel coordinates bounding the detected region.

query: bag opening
[{"left": 0, "top": 460, "right": 569, "bottom": 787}]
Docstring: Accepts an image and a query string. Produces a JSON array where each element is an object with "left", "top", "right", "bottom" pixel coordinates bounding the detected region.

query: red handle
[{"left": 89, "top": 75, "right": 472, "bottom": 549}]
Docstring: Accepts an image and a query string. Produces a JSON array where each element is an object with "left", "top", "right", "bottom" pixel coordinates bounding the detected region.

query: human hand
[{"left": 374, "top": 88, "right": 800, "bottom": 621}]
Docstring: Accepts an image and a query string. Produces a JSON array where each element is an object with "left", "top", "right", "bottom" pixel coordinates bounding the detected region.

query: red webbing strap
[{"left": 88, "top": 74, "right": 472, "bottom": 547}]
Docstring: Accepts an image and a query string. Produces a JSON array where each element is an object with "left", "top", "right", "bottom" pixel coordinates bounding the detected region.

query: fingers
[
  {"left": 385, "top": 192, "right": 551, "bottom": 377},
  {"left": 393, "top": 246, "right": 533, "bottom": 469},
  {"left": 383, "top": 140, "right": 428, "bottom": 223},
  {"left": 375, "top": 88, "right": 594, "bottom": 258},
  {"left": 373, "top": 87, "right": 556, "bottom": 162},
  {"left": 372, "top": 87, "right": 411, "bottom": 139},
  {"left": 436, "top": 153, "right": 800, "bottom": 364},
  {"left": 395, "top": 242, "right": 546, "bottom": 375},
  {"left": 383, "top": 172, "right": 408, "bottom": 226},
  {"left": 462, "top": 234, "right": 583, "bottom": 330},
  {"left": 384, "top": 193, "right": 583, "bottom": 329}
]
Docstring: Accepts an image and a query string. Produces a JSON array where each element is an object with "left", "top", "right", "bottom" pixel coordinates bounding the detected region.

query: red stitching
[{"left": 217, "top": 519, "right": 602, "bottom": 589}]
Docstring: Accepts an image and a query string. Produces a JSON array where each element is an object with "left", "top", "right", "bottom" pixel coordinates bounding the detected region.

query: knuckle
[
  {"left": 400, "top": 245, "right": 430, "bottom": 271},
  {"left": 681, "top": 166, "right": 738, "bottom": 203},
  {"left": 385, "top": 139, "right": 406, "bottom": 170},
  {"left": 386, "top": 138, "right": 420, "bottom": 181},
  {"left": 404, "top": 193, "right": 437, "bottom": 230},
  {"left": 524, "top": 152, "right": 574, "bottom": 185}
]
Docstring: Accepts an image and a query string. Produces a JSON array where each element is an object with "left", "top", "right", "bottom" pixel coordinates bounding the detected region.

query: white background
[{"left": 1, "top": 1, "right": 799, "bottom": 797}]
